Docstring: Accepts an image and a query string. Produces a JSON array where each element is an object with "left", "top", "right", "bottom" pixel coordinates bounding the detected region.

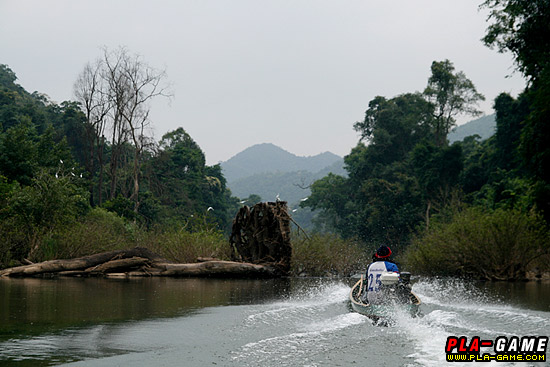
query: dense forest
[
  {"left": 0, "top": 48, "right": 241, "bottom": 266},
  {"left": 302, "top": 0, "right": 550, "bottom": 280},
  {"left": 1, "top": 0, "right": 549, "bottom": 280}
]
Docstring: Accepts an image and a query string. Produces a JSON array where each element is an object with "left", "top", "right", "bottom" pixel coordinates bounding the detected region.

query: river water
[{"left": 0, "top": 277, "right": 548, "bottom": 366}]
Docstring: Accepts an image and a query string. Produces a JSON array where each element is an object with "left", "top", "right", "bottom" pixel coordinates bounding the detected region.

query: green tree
[
  {"left": 243, "top": 194, "right": 262, "bottom": 205},
  {"left": 482, "top": 0, "right": 550, "bottom": 216},
  {"left": 145, "top": 128, "right": 238, "bottom": 230},
  {"left": 0, "top": 118, "right": 37, "bottom": 185},
  {"left": 352, "top": 93, "right": 433, "bottom": 166},
  {"left": 482, "top": 0, "right": 550, "bottom": 81},
  {"left": 459, "top": 135, "right": 496, "bottom": 195},
  {"left": 493, "top": 92, "right": 528, "bottom": 171},
  {"left": 423, "top": 60, "right": 485, "bottom": 146},
  {"left": 306, "top": 92, "right": 432, "bottom": 247},
  {"left": 1, "top": 171, "right": 89, "bottom": 261},
  {"left": 305, "top": 60, "right": 485, "bottom": 247},
  {"left": 303, "top": 173, "right": 350, "bottom": 235},
  {"left": 411, "top": 142, "right": 463, "bottom": 227},
  {"left": 405, "top": 207, "right": 550, "bottom": 280}
]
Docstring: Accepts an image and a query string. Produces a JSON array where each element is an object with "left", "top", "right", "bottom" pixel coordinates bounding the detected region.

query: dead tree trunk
[{"left": 229, "top": 201, "right": 292, "bottom": 274}]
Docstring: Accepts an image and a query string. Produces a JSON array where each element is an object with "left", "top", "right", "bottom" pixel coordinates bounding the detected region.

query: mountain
[
  {"left": 448, "top": 114, "right": 496, "bottom": 143},
  {"left": 221, "top": 143, "right": 343, "bottom": 183},
  {"left": 221, "top": 143, "right": 345, "bottom": 205}
]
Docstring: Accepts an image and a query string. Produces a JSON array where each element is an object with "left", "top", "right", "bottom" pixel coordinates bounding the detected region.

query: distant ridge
[
  {"left": 449, "top": 114, "right": 496, "bottom": 143},
  {"left": 221, "top": 143, "right": 342, "bottom": 183}
]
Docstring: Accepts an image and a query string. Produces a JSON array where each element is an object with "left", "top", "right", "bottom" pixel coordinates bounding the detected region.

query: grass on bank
[
  {"left": 35, "top": 208, "right": 232, "bottom": 264},
  {"left": 291, "top": 232, "right": 369, "bottom": 277}
]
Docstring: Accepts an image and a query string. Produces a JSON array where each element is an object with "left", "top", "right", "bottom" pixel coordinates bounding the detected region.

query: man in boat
[{"left": 362, "top": 245, "right": 400, "bottom": 304}]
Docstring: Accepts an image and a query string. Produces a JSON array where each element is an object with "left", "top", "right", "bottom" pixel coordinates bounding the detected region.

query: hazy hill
[
  {"left": 221, "top": 143, "right": 343, "bottom": 183},
  {"left": 230, "top": 170, "right": 314, "bottom": 204},
  {"left": 221, "top": 143, "right": 345, "bottom": 205},
  {"left": 448, "top": 114, "right": 496, "bottom": 143},
  {"left": 228, "top": 164, "right": 348, "bottom": 205}
]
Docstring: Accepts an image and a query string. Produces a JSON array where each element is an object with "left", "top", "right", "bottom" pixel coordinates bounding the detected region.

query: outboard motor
[
  {"left": 401, "top": 271, "right": 411, "bottom": 284},
  {"left": 397, "top": 272, "right": 414, "bottom": 303},
  {"left": 378, "top": 272, "right": 414, "bottom": 304},
  {"left": 400, "top": 272, "right": 411, "bottom": 285}
]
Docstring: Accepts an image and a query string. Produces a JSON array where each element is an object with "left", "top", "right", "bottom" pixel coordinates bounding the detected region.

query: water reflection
[
  {"left": 477, "top": 280, "right": 550, "bottom": 311},
  {"left": 0, "top": 277, "right": 292, "bottom": 341}
]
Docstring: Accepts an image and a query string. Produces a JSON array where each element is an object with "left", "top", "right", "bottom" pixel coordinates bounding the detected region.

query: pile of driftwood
[
  {"left": 230, "top": 201, "right": 292, "bottom": 274},
  {"left": 0, "top": 202, "right": 293, "bottom": 279}
]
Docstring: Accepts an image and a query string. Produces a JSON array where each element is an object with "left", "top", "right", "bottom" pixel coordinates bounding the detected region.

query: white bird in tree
[
  {"left": 276, "top": 193, "right": 280, "bottom": 202},
  {"left": 207, "top": 207, "right": 214, "bottom": 212}
]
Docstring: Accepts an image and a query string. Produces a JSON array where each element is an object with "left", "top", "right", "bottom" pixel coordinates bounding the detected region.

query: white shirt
[{"left": 366, "top": 260, "right": 399, "bottom": 304}]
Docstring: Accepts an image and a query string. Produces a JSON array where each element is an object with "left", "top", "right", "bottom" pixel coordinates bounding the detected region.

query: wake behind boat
[{"left": 349, "top": 272, "right": 421, "bottom": 323}]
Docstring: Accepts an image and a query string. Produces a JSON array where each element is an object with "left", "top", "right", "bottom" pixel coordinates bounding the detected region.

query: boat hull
[{"left": 349, "top": 277, "right": 421, "bottom": 320}]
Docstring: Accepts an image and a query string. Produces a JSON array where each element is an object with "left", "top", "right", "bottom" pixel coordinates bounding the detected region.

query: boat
[{"left": 349, "top": 272, "right": 421, "bottom": 323}]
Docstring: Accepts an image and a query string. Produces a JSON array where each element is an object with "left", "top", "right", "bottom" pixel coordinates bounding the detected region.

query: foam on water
[
  {"left": 246, "top": 281, "right": 350, "bottom": 325},
  {"left": 233, "top": 282, "right": 368, "bottom": 366},
  {"left": 392, "top": 278, "right": 549, "bottom": 367},
  {"left": 235, "top": 278, "right": 549, "bottom": 367},
  {"left": 414, "top": 279, "right": 550, "bottom": 332},
  {"left": 232, "top": 313, "right": 368, "bottom": 366}
]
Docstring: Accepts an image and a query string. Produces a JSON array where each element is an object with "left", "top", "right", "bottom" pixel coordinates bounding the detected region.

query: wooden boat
[{"left": 349, "top": 274, "right": 421, "bottom": 322}]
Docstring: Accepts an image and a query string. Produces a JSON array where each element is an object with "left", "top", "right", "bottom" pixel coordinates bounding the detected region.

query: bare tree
[
  {"left": 102, "top": 47, "right": 130, "bottom": 201},
  {"left": 74, "top": 47, "right": 171, "bottom": 213},
  {"left": 74, "top": 59, "right": 110, "bottom": 205},
  {"left": 118, "top": 50, "right": 171, "bottom": 214}
]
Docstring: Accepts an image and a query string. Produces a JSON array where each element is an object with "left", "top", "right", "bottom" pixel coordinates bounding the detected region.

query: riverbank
[
  {"left": 0, "top": 231, "right": 369, "bottom": 279},
  {"left": 3, "top": 207, "right": 548, "bottom": 281}
]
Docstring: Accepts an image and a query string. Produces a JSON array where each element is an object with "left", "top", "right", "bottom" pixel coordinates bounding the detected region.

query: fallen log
[
  {"left": 0, "top": 248, "right": 164, "bottom": 277},
  {"left": 87, "top": 257, "right": 151, "bottom": 273},
  {"left": 0, "top": 247, "right": 280, "bottom": 278},
  {"left": 54, "top": 261, "right": 277, "bottom": 278}
]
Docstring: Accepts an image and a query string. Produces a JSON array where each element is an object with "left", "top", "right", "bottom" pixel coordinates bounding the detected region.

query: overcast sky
[{"left": 1, "top": 0, "right": 525, "bottom": 164}]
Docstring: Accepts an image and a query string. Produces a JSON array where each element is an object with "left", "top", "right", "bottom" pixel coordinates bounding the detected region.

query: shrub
[
  {"left": 404, "top": 207, "right": 550, "bottom": 280},
  {"left": 38, "top": 208, "right": 136, "bottom": 260}
]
